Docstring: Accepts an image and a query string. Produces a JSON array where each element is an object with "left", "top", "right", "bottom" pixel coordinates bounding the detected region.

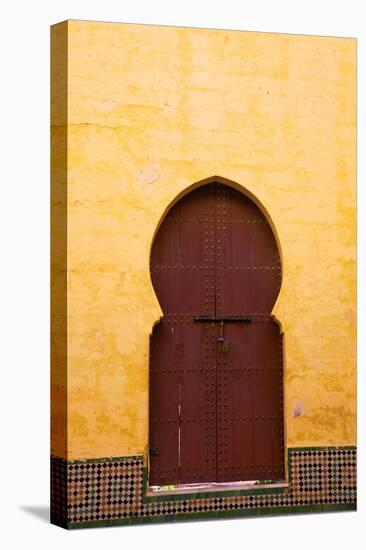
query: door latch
[
  {"left": 218, "top": 321, "right": 230, "bottom": 352},
  {"left": 221, "top": 340, "right": 230, "bottom": 352}
]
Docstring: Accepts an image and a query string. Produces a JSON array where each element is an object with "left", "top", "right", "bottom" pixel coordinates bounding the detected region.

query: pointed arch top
[{"left": 150, "top": 175, "right": 283, "bottom": 275}]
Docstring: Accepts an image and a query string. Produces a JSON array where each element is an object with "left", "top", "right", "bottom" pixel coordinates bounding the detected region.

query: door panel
[
  {"left": 149, "top": 184, "right": 217, "bottom": 485},
  {"left": 179, "top": 323, "right": 217, "bottom": 483},
  {"left": 216, "top": 321, "right": 284, "bottom": 482},
  {"left": 219, "top": 269, "right": 281, "bottom": 316},
  {"left": 149, "top": 321, "right": 217, "bottom": 485},
  {"left": 149, "top": 322, "right": 180, "bottom": 485},
  {"left": 216, "top": 185, "right": 281, "bottom": 316}
]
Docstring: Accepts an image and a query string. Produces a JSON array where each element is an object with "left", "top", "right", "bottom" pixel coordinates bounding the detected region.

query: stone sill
[{"left": 147, "top": 480, "right": 288, "bottom": 497}]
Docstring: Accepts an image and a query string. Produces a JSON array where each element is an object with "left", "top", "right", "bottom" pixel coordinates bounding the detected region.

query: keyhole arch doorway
[{"left": 149, "top": 176, "right": 285, "bottom": 487}]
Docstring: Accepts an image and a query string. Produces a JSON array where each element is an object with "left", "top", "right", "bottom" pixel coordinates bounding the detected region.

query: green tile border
[{"left": 66, "top": 503, "right": 356, "bottom": 530}]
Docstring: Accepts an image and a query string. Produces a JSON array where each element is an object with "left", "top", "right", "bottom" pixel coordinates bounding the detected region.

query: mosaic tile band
[{"left": 51, "top": 447, "right": 356, "bottom": 529}]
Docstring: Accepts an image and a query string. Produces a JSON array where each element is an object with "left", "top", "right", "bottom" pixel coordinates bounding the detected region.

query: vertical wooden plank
[
  {"left": 149, "top": 184, "right": 217, "bottom": 485},
  {"left": 216, "top": 182, "right": 284, "bottom": 482}
]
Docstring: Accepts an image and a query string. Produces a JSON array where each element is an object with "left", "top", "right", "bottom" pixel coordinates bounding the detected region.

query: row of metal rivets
[
  {"left": 151, "top": 367, "right": 281, "bottom": 373},
  {"left": 152, "top": 265, "right": 279, "bottom": 270},
  {"left": 164, "top": 217, "right": 269, "bottom": 223},
  {"left": 216, "top": 415, "right": 280, "bottom": 421},
  {"left": 218, "top": 465, "right": 282, "bottom": 471},
  {"left": 202, "top": 192, "right": 217, "bottom": 481},
  {"left": 165, "top": 218, "right": 268, "bottom": 224},
  {"left": 163, "top": 312, "right": 273, "bottom": 317},
  {"left": 216, "top": 186, "right": 230, "bottom": 471},
  {"left": 227, "top": 266, "right": 278, "bottom": 271}
]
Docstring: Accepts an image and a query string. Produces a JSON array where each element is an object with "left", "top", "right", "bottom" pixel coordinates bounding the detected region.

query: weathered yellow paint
[{"left": 51, "top": 20, "right": 356, "bottom": 459}]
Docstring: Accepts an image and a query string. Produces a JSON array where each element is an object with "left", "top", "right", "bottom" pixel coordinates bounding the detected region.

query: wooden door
[{"left": 149, "top": 181, "right": 284, "bottom": 486}]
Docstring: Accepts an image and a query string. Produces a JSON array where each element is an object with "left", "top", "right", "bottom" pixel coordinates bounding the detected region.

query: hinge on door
[{"left": 150, "top": 446, "right": 158, "bottom": 456}]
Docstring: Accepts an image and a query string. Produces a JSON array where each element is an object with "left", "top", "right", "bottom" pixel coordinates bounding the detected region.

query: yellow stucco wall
[{"left": 51, "top": 20, "right": 356, "bottom": 460}]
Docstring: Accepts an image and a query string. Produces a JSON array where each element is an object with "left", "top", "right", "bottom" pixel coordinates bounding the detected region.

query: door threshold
[{"left": 147, "top": 479, "right": 288, "bottom": 496}]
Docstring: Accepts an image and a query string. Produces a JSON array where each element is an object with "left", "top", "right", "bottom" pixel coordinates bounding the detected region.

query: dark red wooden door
[{"left": 149, "top": 182, "right": 284, "bottom": 486}]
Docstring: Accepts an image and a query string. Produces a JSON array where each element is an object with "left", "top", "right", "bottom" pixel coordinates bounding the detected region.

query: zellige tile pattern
[{"left": 50, "top": 447, "right": 356, "bottom": 528}]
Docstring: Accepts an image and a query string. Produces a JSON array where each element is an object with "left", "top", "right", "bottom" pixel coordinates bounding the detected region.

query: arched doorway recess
[{"left": 149, "top": 179, "right": 284, "bottom": 486}]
